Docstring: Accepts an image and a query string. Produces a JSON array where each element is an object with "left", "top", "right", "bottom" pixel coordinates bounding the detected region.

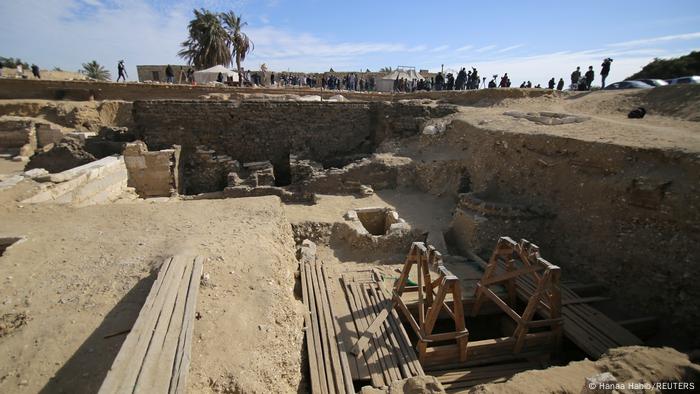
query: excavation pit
[{"left": 0, "top": 236, "right": 24, "bottom": 257}]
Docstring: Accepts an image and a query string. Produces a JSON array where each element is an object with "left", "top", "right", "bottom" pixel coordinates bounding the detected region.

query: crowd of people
[
  {"left": 108, "top": 57, "right": 614, "bottom": 93},
  {"left": 260, "top": 72, "right": 378, "bottom": 91}
]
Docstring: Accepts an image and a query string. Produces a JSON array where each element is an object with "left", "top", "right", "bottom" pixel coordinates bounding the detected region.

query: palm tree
[
  {"left": 221, "top": 11, "right": 253, "bottom": 84},
  {"left": 178, "top": 9, "right": 232, "bottom": 69},
  {"left": 380, "top": 67, "right": 393, "bottom": 73},
  {"left": 82, "top": 60, "right": 111, "bottom": 80}
]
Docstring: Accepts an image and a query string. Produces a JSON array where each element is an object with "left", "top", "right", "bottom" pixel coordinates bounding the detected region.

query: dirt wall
[{"left": 428, "top": 119, "right": 700, "bottom": 345}]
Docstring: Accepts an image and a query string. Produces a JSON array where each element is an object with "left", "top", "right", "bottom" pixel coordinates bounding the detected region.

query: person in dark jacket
[
  {"left": 165, "top": 64, "right": 175, "bottom": 83},
  {"left": 585, "top": 66, "right": 595, "bottom": 90},
  {"left": 556, "top": 78, "right": 564, "bottom": 90},
  {"left": 548, "top": 78, "right": 555, "bottom": 89},
  {"left": 117, "top": 60, "right": 127, "bottom": 82},
  {"left": 600, "top": 58, "right": 612, "bottom": 88},
  {"left": 571, "top": 66, "right": 581, "bottom": 88},
  {"left": 31, "top": 64, "right": 41, "bottom": 79}
]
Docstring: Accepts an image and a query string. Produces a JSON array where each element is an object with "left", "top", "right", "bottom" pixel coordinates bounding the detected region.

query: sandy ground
[
  {"left": 0, "top": 158, "right": 25, "bottom": 180},
  {"left": 0, "top": 68, "right": 87, "bottom": 81},
  {"left": 455, "top": 96, "right": 700, "bottom": 153},
  {"left": 470, "top": 346, "right": 700, "bottom": 394},
  {"left": 285, "top": 189, "right": 455, "bottom": 233},
  {"left": 0, "top": 197, "right": 304, "bottom": 394}
]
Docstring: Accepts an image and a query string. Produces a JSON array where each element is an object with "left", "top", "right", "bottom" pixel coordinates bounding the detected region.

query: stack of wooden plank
[
  {"left": 99, "top": 255, "right": 204, "bottom": 394},
  {"left": 430, "top": 360, "right": 540, "bottom": 392},
  {"left": 341, "top": 270, "right": 424, "bottom": 388},
  {"left": 513, "top": 273, "right": 641, "bottom": 358},
  {"left": 299, "top": 241, "right": 355, "bottom": 394}
]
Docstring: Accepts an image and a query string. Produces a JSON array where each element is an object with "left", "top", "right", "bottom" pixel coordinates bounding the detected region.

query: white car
[{"left": 665, "top": 76, "right": 700, "bottom": 85}]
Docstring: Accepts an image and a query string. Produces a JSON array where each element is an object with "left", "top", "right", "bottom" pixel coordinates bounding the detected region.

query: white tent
[
  {"left": 193, "top": 65, "right": 239, "bottom": 84},
  {"left": 376, "top": 69, "right": 424, "bottom": 92}
]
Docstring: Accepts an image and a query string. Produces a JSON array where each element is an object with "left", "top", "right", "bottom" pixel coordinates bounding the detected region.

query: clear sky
[{"left": 1, "top": 0, "right": 700, "bottom": 86}]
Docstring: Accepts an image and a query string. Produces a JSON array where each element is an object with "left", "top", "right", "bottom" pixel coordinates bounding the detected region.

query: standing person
[
  {"left": 570, "top": 66, "right": 581, "bottom": 89},
  {"left": 16, "top": 64, "right": 23, "bottom": 78},
  {"left": 31, "top": 64, "right": 41, "bottom": 79},
  {"left": 186, "top": 68, "right": 195, "bottom": 84},
  {"left": 217, "top": 72, "right": 224, "bottom": 83},
  {"left": 548, "top": 78, "right": 555, "bottom": 89},
  {"left": 499, "top": 73, "right": 509, "bottom": 88},
  {"left": 117, "top": 60, "right": 127, "bottom": 82},
  {"left": 600, "top": 58, "right": 612, "bottom": 88},
  {"left": 585, "top": 66, "right": 595, "bottom": 90},
  {"left": 270, "top": 72, "right": 275, "bottom": 86},
  {"left": 165, "top": 64, "right": 174, "bottom": 83},
  {"left": 556, "top": 78, "right": 564, "bottom": 90}
]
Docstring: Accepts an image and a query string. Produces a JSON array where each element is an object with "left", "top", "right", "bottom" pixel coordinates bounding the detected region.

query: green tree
[
  {"left": 221, "top": 11, "right": 253, "bottom": 84},
  {"left": 627, "top": 51, "right": 700, "bottom": 80},
  {"left": 0, "top": 57, "right": 29, "bottom": 69},
  {"left": 82, "top": 60, "right": 111, "bottom": 81},
  {"left": 178, "top": 9, "right": 232, "bottom": 69},
  {"left": 379, "top": 66, "right": 393, "bottom": 73}
]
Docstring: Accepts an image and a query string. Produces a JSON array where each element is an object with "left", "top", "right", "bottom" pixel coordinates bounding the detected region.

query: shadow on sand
[{"left": 39, "top": 274, "right": 155, "bottom": 394}]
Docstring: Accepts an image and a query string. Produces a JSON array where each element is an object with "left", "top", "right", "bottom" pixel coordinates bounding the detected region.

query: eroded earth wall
[{"left": 438, "top": 119, "right": 700, "bottom": 344}]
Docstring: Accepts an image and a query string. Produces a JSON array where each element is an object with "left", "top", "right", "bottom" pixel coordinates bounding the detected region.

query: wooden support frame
[
  {"left": 472, "top": 237, "right": 562, "bottom": 355},
  {"left": 356, "top": 237, "right": 562, "bottom": 369},
  {"left": 392, "top": 242, "right": 468, "bottom": 365}
]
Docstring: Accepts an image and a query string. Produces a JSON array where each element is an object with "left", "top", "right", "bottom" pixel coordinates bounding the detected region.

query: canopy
[
  {"left": 193, "top": 65, "right": 239, "bottom": 84},
  {"left": 381, "top": 69, "right": 424, "bottom": 81},
  {"left": 375, "top": 68, "right": 424, "bottom": 92}
]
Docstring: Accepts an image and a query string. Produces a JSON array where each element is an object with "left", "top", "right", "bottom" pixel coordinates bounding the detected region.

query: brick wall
[{"left": 132, "top": 100, "right": 455, "bottom": 193}]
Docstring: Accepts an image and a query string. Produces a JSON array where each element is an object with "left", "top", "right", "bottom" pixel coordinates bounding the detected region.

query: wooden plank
[
  {"left": 304, "top": 262, "right": 331, "bottom": 394},
  {"left": 366, "top": 286, "right": 412, "bottom": 379},
  {"left": 323, "top": 268, "right": 370, "bottom": 385},
  {"left": 350, "top": 283, "right": 395, "bottom": 385},
  {"left": 117, "top": 256, "right": 186, "bottom": 393},
  {"left": 343, "top": 278, "right": 385, "bottom": 387},
  {"left": 349, "top": 300, "right": 392, "bottom": 356},
  {"left": 169, "top": 255, "right": 203, "bottom": 394},
  {"left": 374, "top": 284, "right": 424, "bottom": 377},
  {"left": 315, "top": 263, "right": 350, "bottom": 394},
  {"left": 136, "top": 257, "right": 194, "bottom": 391},
  {"left": 301, "top": 262, "right": 323, "bottom": 394},
  {"left": 362, "top": 283, "right": 402, "bottom": 380},
  {"left": 309, "top": 262, "right": 337, "bottom": 393}
]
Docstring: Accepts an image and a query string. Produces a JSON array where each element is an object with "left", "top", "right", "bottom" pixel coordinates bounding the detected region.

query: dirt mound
[
  {"left": 26, "top": 139, "right": 95, "bottom": 173},
  {"left": 563, "top": 84, "right": 700, "bottom": 121},
  {"left": 643, "top": 84, "right": 700, "bottom": 121},
  {"left": 471, "top": 346, "right": 700, "bottom": 394},
  {"left": 408, "top": 88, "right": 565, "bottom": 107}
]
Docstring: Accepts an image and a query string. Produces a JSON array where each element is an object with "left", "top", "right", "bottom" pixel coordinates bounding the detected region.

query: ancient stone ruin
[{"left": 1, "top": 82, "right": 699, "bottom": 394}]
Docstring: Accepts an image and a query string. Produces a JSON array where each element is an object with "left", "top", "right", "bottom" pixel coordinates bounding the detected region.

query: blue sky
[{"left": 1, "top": 0, "right": 699, "bottom": 86}]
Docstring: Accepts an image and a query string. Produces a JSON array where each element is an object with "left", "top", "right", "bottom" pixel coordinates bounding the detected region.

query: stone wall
[
  {"left": 0, "top": 118, "right": 36, "bottom": 158},
  {"left": 21, "top": 156, "right": 129, "bottom": 206},
  {"left": 133, "top": 100, "right": 455, "bottom": 193},
  {"left": 123, "top": 141, "right": 181, "bottom": 197}
]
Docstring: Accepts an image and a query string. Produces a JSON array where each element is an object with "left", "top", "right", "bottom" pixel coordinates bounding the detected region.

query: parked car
[
  {"left": 603, "top": 81, "right": 653, "bottom": 90},
  {"left": 636, "top": 79, "right": 668, "bottom": 87},
  {"left": 666, "top": 76, "right": 700, "bottom": 85}
]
